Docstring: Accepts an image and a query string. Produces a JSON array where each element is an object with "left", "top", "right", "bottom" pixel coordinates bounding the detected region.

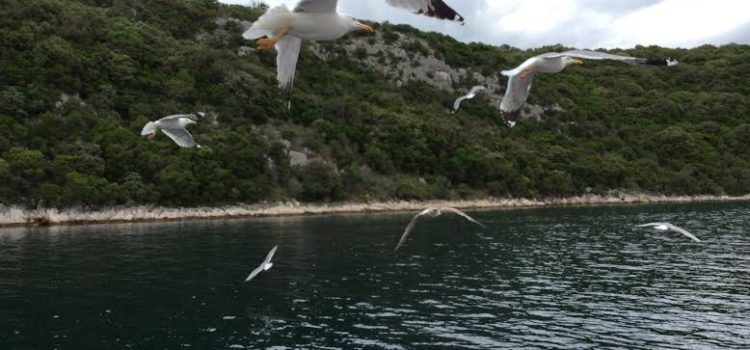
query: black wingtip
[{"left": 420, "top": 0, "right": 465, "bottom": 24}]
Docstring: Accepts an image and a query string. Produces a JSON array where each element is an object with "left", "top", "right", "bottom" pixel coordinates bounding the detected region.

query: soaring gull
[
  {"left": 395, "top": 207, "right": 485, "bottom": 251},
  {"left": 141, "top": 113, "right": 204, "bottom": 148},
  {"left": 500, "top": 50, "right": 678, "bottom": 123},
  {"left": 636, "top": 222, "right": 701, "bottom": 243},
  {"left": 242, "top": 0, "right": 464, "bottom": 105},
  {"left": 245, "top": 246, "right": 279, "bottom": 282},
  {"left": 453, "top": 86, "right": 487, "bottom": 113}
]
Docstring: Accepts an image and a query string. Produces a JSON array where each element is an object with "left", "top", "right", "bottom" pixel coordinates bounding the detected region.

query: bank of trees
[{"left": 1, "top": 0, "right": 749, "bottom": 208}]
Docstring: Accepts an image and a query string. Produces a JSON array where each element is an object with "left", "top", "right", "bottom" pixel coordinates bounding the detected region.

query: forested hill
[{"left": 1, "top": 0, "right": 750, "bottom": 209}]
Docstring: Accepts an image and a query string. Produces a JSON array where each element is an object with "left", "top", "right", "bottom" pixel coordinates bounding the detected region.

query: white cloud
[{"left": 219, "top": 0, "right": 750, "bottom": 49}]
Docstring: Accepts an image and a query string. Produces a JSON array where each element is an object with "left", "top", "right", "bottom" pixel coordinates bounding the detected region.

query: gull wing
[
  {"left": 384, "top": 0, "right": 465, "bottom": 24},
  {"left": 294, "top": 0, "right": 338, "bottom": 13},
  {"left": 452, "top": 95, "right": 468, "bottom": 112},
  {"left": 454, "top": 85, "right": 487, "bottom": 111},
  {"left": 276, "top": 35, "right": 303, "bottom": 108},
  {"left": 244, "top": 264, "right": 265, "bottom": 282},
  {"left": 264, "top": 246, "right": 279, "bottom": 265},
  {"left": 637, "top": 222, "right": 665, "bottom": 228},
  {"left": 499, "top": 72, "right": 535, "bottom": 122},
  {"left": 394, "top": 209, "right": 431, "bottom": 252},
  {"left": 542, "top": 50, "right": 678, "bottom": 66},
  {"left": 666, "top": 224, "right": 702, "bottom": 243},
  {"left": 161, "top": 127, "right": 199, "bottom": 148},
  {"left": 440, "top": 207, "right": 486, "bottom": 228}
]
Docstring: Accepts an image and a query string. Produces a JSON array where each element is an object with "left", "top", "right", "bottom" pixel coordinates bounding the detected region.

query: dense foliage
[{"left": 1, "top": 0, "right": 750, "bottom": 208}]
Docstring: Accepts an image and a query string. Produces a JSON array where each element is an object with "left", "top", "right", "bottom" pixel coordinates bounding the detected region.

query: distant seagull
[
  {"left": 500, "top": 50, "right": 678, "bottom": 124},
  {"left": 141, "top": 112, "right": 204, "bottom": 148},
  {"left": 245, "top": 246, "right": 279, "bottom": 282},
  {"left": 637, "top": 223, "right": 702, "bottom": 242},
  {"left": 395, "top": 208, "right": 485, "bottom": 251},
  {"left": 453, "top": 86, "right": 487, "bottom": 113}
]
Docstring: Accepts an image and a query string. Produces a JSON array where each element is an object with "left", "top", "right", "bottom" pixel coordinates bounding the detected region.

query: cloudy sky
[{"left": 219, "top": 0, "right": 750, "bottom": 49}]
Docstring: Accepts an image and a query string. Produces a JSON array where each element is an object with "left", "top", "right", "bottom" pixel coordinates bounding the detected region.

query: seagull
[
  {"left": 636, "top": 223, "right": 702, "bottom": 243},
  {"left": 245, "top": 246, "right": 279, "bottom": 282},
  {"left": 453, "top": 86, "right": 487, "bottom": 113},
  {"left": 242, "top": 0, "right": 464, "bottom": 105},
  {"left": 500, "top": 50, "right": 678, "bottom": 123},
  {"left": 395, "top": 208, "right": 485, "bottom": 251},
  {"left": 141, "top": 113, "right": 204, "bottom": 148}
]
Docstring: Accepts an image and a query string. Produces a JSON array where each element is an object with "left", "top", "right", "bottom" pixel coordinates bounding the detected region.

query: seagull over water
[
  {"left": 141, "top": 113, "right": 204, "bottom": 148},
  {"left": 500, "top": 50, "right": 678, "bottom": 124},
  {"left": 453, "top": 85, "right": 487, "bottom": 113},
  {"left": 395, "top": 207, "right": 485, "bottom": 251},
  {"left": 242, "top": 0, "right": 464, "bottom": 104},
  {"left": 245, "top": 246, "right": 279, "bottom": 282},
  {"left": 637, "top": 223, "right": 702, "bottom": 243}
]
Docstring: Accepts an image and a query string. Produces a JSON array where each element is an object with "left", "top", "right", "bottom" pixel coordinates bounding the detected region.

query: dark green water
[{"left": 1, "top": 202, "right": 749, "bottom": 349}]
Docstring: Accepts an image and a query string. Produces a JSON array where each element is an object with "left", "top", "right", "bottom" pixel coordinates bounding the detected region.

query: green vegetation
[{"left": 1, "top": 0, "right": 750, "bottom": 209}]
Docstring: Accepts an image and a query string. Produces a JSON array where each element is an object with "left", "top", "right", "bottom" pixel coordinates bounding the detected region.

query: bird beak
[
  {"left": 573, "top": 59, "right": 584, "bottom": 65},
  {"left": 189, "top": 120, "right": 198, "bottom": 125},
  {"left": 357, "top": 22, "right": 374, "bottom": 33}
]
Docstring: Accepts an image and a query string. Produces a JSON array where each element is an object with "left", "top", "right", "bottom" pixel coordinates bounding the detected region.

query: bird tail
[
  {"left": 242, "top": 5, "right": 291, "bottom": 40},
  {"left": 141, "top": 121, "right": 157, "bottom": 136}
]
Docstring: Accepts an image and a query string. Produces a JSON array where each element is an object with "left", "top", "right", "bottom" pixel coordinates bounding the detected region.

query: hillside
[{"left": 1, "top": 0, "right": 750, "bottom": 210}]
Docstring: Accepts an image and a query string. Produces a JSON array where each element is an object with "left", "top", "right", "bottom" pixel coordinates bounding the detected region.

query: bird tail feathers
[{"left": 242, "top": 5, "right": 291, "bottom": 40}]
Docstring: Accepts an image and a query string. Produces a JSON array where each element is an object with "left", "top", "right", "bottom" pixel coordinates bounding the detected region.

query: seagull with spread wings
[
  {"left": 245, "top": 246, "right": 279, "bottom": 282},
  {"left": 453, "top": 86, "right": 487, "bottom": 113},
  {"left": 636, "top": 223, "right": 702, "bottom": 243},
  {"left": 141, "top": 113, "right": 204, "bottom": 148},
  {"left": 395, "top": 207, "right": 485, "bottom": 251},
  {"left": 500, "top": 50, "right": 678, "bottom": 123},
  {"left": 242, "top": 0, "right": 464, "bottom": 105}
]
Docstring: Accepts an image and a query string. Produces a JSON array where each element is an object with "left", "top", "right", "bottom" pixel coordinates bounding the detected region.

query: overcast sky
[{"left": 219, "top": 0, "right": 750, "bottom": 49}]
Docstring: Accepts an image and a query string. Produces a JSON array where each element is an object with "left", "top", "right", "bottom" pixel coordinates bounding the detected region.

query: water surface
[{"left": 1, "top": 202, "right": 749, "bottom": 349}]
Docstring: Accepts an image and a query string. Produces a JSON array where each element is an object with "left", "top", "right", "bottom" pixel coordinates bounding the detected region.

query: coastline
[{"left": 1, "top": 193, "right": 749, "bottom": 228}]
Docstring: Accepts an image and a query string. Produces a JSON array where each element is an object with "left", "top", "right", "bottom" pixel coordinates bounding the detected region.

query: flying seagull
[
  {"left": 395, "top": 207, "right": 485, "bottom": 251},
  {"left": 499, "top": 50, "right": 678, "bottom": 123},
  {"left": 636, "top": 223, "right": 701, "bottom": 243},
  {"left": 245, "top": 246, "right": 279, "bottom": 282},
  {"left": 453, "top": 86, "right": 487, "bottom": 113},
  {"left": 141, "top": 113, "right": 204, "bottom": 148},
  {"left": 242, "top": 0, "right": 464, "bottom": 105}
]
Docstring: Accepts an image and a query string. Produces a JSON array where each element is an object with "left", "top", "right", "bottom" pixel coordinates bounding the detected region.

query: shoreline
[{"left": 2, "top": 193, "right": 750, "bottom": 229}]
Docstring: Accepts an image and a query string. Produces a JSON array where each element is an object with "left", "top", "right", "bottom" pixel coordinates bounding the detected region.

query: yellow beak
[
  {"left": 357, "top": 22, "right": 374, "bottom": 33},
  {"left": 573, "top": 59, "right": 584, "bottom": 65}
]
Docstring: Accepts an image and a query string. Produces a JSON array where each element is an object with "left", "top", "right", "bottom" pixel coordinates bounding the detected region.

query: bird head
[
  {"left": 344, "top": 15, "right": 373, "bottom": 34},
  {"left": 564, "top": 57, "right": 584, "bottom": 67}
]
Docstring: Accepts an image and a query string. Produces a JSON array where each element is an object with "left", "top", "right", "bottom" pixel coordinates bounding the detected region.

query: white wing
[
  {"left": 542, "top": 50, "right": 678, "bottom": 66},
  {"left": 666, "top": 224, "right": 702, "bottom": 243},
  {"left": 637, "top": 222, "right": 666, "bottom": 228},
  {"left": 161, "top": 127, "right": 199, "bottom": 148},
  {"left": 141, "top": 121, "right": 157, "bottom": 136},
  {"left": 244, "top": 264, "right": 265, "bottom": 282},
  {"left": 499, "top": 72, "right": 535, "bottom": 122},
  {"left": 453, "top": 86, "right": 486, "bottom": 112},
  {"left": 384, "top": 0, "right": 464, "bottom": 24},
  {"left": 394, "top": 209, "right": 431, "bottom": 252},
  {"left": 439, "top": 207, "right": 486, "bottom": 228},
  {"left": 264, "top": 246, "right": 278, "bottom": 265},
  {"left": 276, "top": 35, "right": 302, "bottom": 102},
  {"left": 294, "top": 0, "right": 338, "bottom": 13},
  {"left": 160, "top": 113, "right": 201, "bottom": 122}
]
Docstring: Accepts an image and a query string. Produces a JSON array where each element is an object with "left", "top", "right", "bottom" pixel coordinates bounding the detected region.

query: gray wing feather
[
  {"left": 395, "top": 209, "right": 430, "bottom": 251},
  {"left": 161, "top": 127, "right": 199, "bottom": 148},
  {"left": 264, "top": 246, "right": 278, "bottom": 265},
  {"left": 294, "top": 0, "right": 338, "bottom": 13},
  {"left": 500, "top": 73, "right": 535, "bottom": 116},
  {"left": 666, "top": 224, "right": 702, "bottom": 243},
  {"left": 276, "top": 35, "right": 302, "bottom": 93},
  {"left": 439, "top": 207, "right": 486, "bottom": 228},
  {"left": 542, "top": 50, "right": 677, "bottom": 66},
  {"left": 245, "top": 265, "right": 265, "bottom": 282},
  {"left": 384, "top": 0, "right": 465, "bottom": 24},
  {"left": 637, "top": 222, "right": 664, "bottom": 228}
]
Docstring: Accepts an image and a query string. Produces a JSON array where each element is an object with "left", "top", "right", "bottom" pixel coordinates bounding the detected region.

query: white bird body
[
  {"left": 395, "top": 207, "right": 485, "bottom": 251},
  {"left": 637, "top": 222, "right": 702, "bottom": 243},
  {"left": 245, "top": 246, "right": 279, "bottom": 282},
  {"left": 141, "top": 113, "right": 203, "bottom": 148},
  {"left": 500, "top": 50, "right": 678, "bottom": 123}
]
